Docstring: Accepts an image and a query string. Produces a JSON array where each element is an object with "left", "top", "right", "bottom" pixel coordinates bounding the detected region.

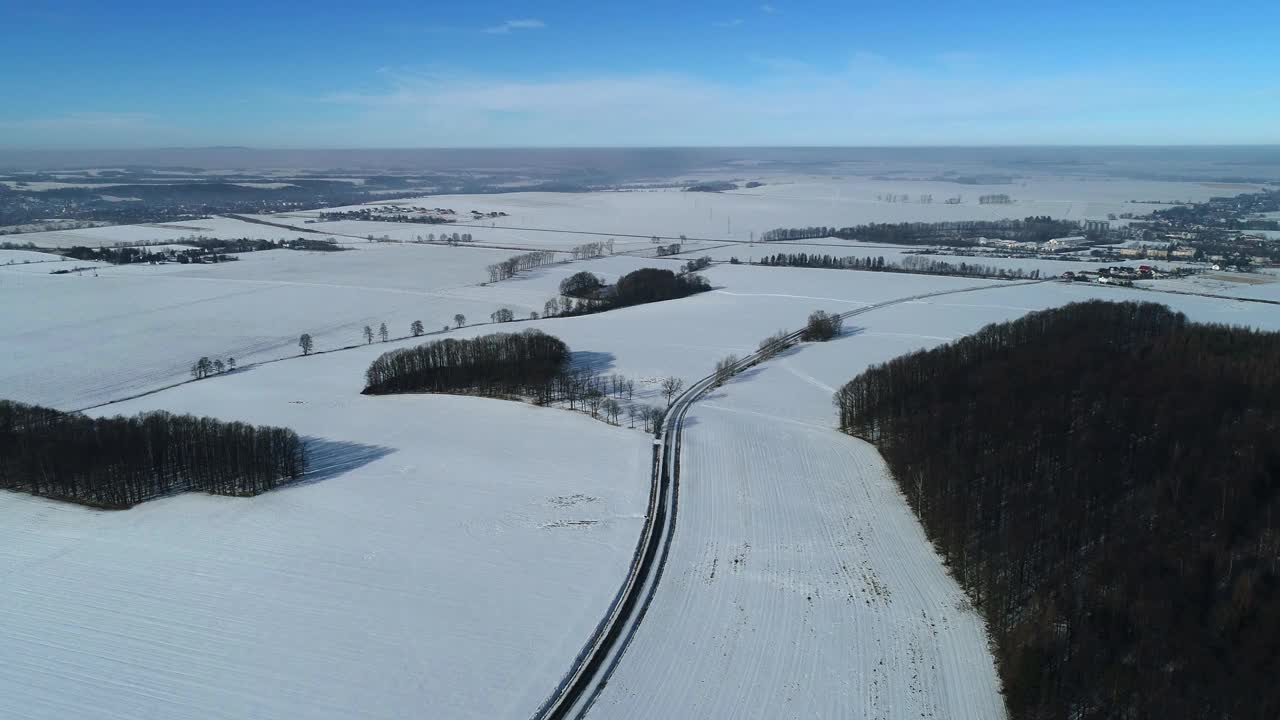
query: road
[{"left": 530, "top": 278, "right": 1046, "bottom": 719}]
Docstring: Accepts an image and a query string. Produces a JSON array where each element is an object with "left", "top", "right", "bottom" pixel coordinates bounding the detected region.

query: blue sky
[{"left": 1, "top": 0, "right": 1276, "bottom": 148}]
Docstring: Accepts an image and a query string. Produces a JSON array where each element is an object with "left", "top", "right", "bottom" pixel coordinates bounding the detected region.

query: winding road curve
[{"left": 531, "top": 278, "right": 1047, "bottom": 720}]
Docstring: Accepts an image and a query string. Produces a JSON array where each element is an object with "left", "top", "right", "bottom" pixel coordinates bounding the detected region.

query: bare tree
[
  {"left": 191, "top": 356, "right": 213, "bottom": 380},
  {"left": 379, "top": 322, "right": 389, "bottom": 342},
  {"left": 363, "top": 325, "right": 374, "bottom": 344},
  {"left": 586, "top": 389, "right": 605, "bottom": 418},
  {"left": 299, "top": 333, "right": 314, "bottom": 356},
  {"left": 714, "top": 354, "right": 740, "bottom": 386},
  {"left": 603, "top": 398, "right": 621, "bottom": 425},
  {"left": 411, "top": 320, "right": 424, "bottom": 337},
  {"left": 491, "top": 308, "right": 514, "bottom": 323},
  {"left": 544, "top": 298, "right": 559, "bottom": 317},
  {"left": 454, "top": 313, "right": 466, "bottom": 328},
  {"left": 757, "top": 329, "right": 792, "bottom": 360},
  {"left": 213, "top": 359, "right": 226, "bottom": 374},
  {"left": 661, "top": 376, "right": 685, "bottom": 407},
  {"left": 227, "top": 357, "right": 236, "bottom": 371}
]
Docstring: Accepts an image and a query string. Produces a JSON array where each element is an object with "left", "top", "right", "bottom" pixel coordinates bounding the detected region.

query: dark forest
[
  {"left": 756, "top": 251, "right": 1043, "bottom": 280},
  {"left": 363, "top": 330, "right": 571, "bottom": 397},
  {"left": 0, "top": 400, "right": 306, "bottom": 509},
  {"left": 761, "top": 217, "right": 1084, "bottom": 245},
  {"left": 834, "top": 301, "right": 1280, "bottom": 720}
]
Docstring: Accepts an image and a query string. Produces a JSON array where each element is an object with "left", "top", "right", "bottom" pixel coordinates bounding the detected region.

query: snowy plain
[
  {"left": 589, "top": 278, "right": 1280, "bottom": 720},
  {"left": 3, "top": 174, "right": 1277, "bottom": 720},
  {"left": 0, "top": 353, "right": 651, "bottom": 720}
]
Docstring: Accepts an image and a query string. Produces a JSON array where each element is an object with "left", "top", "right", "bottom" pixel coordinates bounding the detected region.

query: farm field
[
  {"left": 3, "top": 177, "right": 1276, "bottom": 720},
  {"left": 0, "top": 243, "right": 538, "bottom": 409},
  {"left": 588, "top": 276, "right": 1280, "bottom": 719},
  {"left": 0, "top": 350, "right": 651, "bottom": 720},
  {"left": 325, "top": 176, "right": 1243, "bottom": 242},
  {"left": 12, "top": 216, "right": 313, "bottom": 248}
]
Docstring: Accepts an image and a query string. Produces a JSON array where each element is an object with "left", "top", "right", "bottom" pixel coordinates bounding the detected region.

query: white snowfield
[
  {"left": 333, "top": 175, "right": 1237, "bottom": 243},
  {"left": 0, "top": 243, "right": 543, "bottom": 410},
  {"left": 12, "top": 216, "right": 310, "bottom": 248},
  {"left": 0, "top": 351, "right": 651, "bottom": 720},
  {"left": 588, "top": 279, "right": 1280, "bottom": 720},
  {"left": 3, "top": 177, "right": 1277, "bottom": 720}
]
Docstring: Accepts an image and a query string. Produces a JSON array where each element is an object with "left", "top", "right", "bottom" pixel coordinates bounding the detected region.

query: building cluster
[
  {"left": 1061, "top": 265, "right": 1163, "bottom": 286},
  {"left": 977, "top": 235, "right": 1087, "bottom": 254}
]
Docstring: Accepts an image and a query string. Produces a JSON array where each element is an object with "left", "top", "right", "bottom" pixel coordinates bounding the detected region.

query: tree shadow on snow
[
  {"left": 831, "top": 325, "right": 867, "bottom": 343},
  {"left": 568, "top": 350, "right": 617, "bottom": 374},
  {"left": 295, "top": 437, "right": 396, "bottom": 486}
]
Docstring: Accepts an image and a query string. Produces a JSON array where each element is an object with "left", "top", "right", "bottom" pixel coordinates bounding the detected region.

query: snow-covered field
[
  {"left": 589, "top": 277, "right": 1280, "bottom": 719},
  {"left": 12, "top": 216, "right": 314, "bottom": 248},
  {"left": 319, "top": 176, "right": 1241, "bottom": 243},
  {"left": 4, "top": 179, "right": 1277, "bottom": 720},
  {"left": 0, "top": 248, "right": 75, "bottom": 265},
  {"left": 1137, "top": 269, "right": 1280, "bottom": 302},
  {"left": 0, "top": 350, "right": 651, "bottom": 720},
  {"left": 0, "top": 243, "right": 540, "bottom": 409},
  {"left": 682, "top": 237, "right": 1185, "bottom": 277}
]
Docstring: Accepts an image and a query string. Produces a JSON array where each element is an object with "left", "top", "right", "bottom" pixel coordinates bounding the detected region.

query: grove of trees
[
  {"left": 760, "top": 217, "right": 1081, "bottom": 246},
  {"left": 0, "top": 400, "right": 305, "bottom": 509},
  {"left": 363, "top": 330, "right": 570, "bottom": 396},
  {"left": 362, "top": 331, "right": 665, "bottom": 430},
  {"left": 560, "top": 271, "right": 605, "bottom": 298},
  {"left": 543, "top": 268, "right": 712, "bottom": 320},
  {"left": 757, "top": 251, "right": 1041, "bottom": 280},
  {"left": 801, "top": 310, "right": 843, "bottom": 341},
  {"left": 833, "top": 301, "right": 1280, "bottom": 720},
  {"left": 487, "top": 250, "right": 556, "bottom": 283}
]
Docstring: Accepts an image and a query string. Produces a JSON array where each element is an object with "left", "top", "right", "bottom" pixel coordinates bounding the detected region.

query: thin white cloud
[
  {"left": 715, "top": 18, "right": 745, "bottom": 28},
  {"left": 310, "top": 57, "right": 1264, "bottom": 146},
  {"left": 483, "top": 18, "right": 545, "bottom": 34},
  {"left": 0, "top": 112, "right": 154, "bottom": 131},
  {"left": 760, "top": 4, "right": 777, "bottom": 13}
]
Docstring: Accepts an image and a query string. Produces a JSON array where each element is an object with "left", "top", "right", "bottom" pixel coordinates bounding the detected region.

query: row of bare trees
[
  {"left": 569, "top": 240, "right": 613, "bottom": 259},
  {"left": 487, "top": 250, "right": 557, "bottom": 283},
  {"left": 762, "top": 217, "right": 1079, "bottom": 246},
  {"left": 757, "top": 252, "right": 1042, "bottom": 280},
  {"left": 191, "top": 355, "right": 236, "bottom": 379},
  {"left": 0, "top": 400, "right": 305, "bottom": 509}
]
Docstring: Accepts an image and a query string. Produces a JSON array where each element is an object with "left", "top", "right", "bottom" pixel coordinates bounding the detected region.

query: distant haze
[{"left": 2, "top": 146, "right": 1279, "bottom": 184}]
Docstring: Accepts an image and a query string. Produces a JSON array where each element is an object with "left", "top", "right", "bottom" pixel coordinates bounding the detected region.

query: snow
[
  {"left": 0, "top": 352, "right": 650, "bottom": 720},
  {"left": 682, "top": 238, "right": 1172, "bottom": 277},
  {"left": 0, "top": 243, "right": 535, "bottom": 410},
  {"left": 12, "top": 217, "right": 314, "bottom": 248},
  {"left": 319, "top": 176, "right": 1236, "bottom": 244},
  {"left": 4, "top": 180, "right": 1277, "bottom": 720},
  {"left": 589, "top": 275, "right": 1280, "bottom": 719},
  {"left": 0, "top": 248, "right": 71, "bottom": 264},
  {"left": 1136, "top": 270, "right": 1280, "bottom": 303}
]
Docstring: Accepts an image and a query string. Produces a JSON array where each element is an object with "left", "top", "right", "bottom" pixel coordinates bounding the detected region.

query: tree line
[
  {"left": 761, "top": 217, "right": 1082, "bottom": 246},
  {"left": 544, "top": 267, "right": 712, "bottom": 319},
  {"left": 757, "top": 252, "right": 1041, "bottom": 280},
  {"left": 569, "top": 240, "right": 614, "bottom": 260},
  {"left": 487, "top": 250, "right": 557, "bottom": 283},
  {"left": 833, "top": 301, "right": 1280, "bottom": 720},
  {"left": 361, "top": 330, "right": 673, "bottom": 431},
  {"left": 0, "top": 400, "right": 305, "bottom": 509},
  {"left": 363, "top": 329, "right": 570, "bottom": 396}
]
